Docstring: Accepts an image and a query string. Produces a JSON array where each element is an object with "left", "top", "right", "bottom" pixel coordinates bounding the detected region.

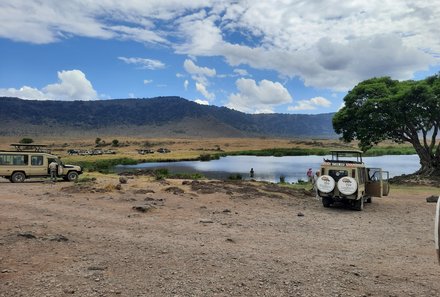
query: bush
[
  {"left": 228, "top": 173, "right": 243, "bottom": 180},
  {"left": 111, "top": 139, "right": 119, "bottom": 147},
  {"left": 19, "top": 138, "right": 34, "bottom": 144}
]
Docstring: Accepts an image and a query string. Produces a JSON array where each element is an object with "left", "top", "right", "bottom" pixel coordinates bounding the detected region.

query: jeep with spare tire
[
  {"left": 316, "top": 150, "right": 389, "bottom": 211},
  {"left": 0, "top": 144, "right": 83, "bottom": 183}
]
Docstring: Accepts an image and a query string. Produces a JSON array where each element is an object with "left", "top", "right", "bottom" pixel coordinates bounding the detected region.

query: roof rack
[{"left": 10, "top": 143, "right": 52, "bottom": 153}]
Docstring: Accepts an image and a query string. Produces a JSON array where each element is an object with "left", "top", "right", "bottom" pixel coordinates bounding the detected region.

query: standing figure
[
  {"left": 49, "top": 161, "right": 58, "bottom": 182},
  {"left": 306, "top": 168, "right": 313, "bottom": 183},
  {"left": 250, "top": 168, "right": 255, "bottom": 178}
]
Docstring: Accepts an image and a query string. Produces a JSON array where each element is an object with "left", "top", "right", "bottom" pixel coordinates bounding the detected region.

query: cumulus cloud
[
  {"left": 143, "top": 79, "right": 153, "bottom": 84},
  {"left": 1, "top": 1, "right": 440, "bottom": 92},
  {"left": 0, "top": 70, "right": 98, "bottom": 100},
  {"left": 118, "top": 57, "right": 165, "bottom": 70},
  {"left": 227, "top": 78, "right": 292, "bottom": 113},
  {"left": 288, "top": 96, "right": 332, "bottom": 111}
]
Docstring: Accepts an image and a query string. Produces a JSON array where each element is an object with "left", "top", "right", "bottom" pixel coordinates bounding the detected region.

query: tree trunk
[{"left": 417, "top": 153, "right": 440, "bottom": 176}]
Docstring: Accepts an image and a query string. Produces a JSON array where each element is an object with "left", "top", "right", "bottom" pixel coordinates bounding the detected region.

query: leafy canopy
[{"left": 333, "top": 75, "right": 440, "bottom": 151}]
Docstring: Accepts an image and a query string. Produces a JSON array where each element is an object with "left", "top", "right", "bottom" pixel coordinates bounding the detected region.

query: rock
[
  {"left": 48, "top": 234, "right": 69, "bottom": 242},
  {"left": 222, "top": 209, "right": 231, "bottom": 213},
  {"left": 297, "top": 212, "right": 304, "bottom": 217},
  {"left": 132, "top": 204, "right": 155, "bottom": 212},
  {"left": 17, "top": 232, "right": 37, "bottom": 239},
  {"left": 134, "top": 189, "right": 155, "bottom": 194},
  {"left": 200, "top": 219, "right": 214, "bottom": 224},
  {"left": 182, "top": 180, "right": 192, "bottom": 185},
  {"left": 164, "top": 187, "right": 184, "bottom": 195},
  {"left": 88, "top": 266, "right": 107, "bottom": 271},
  {"left": 225, "top": 238, "right": 236, "bottom": 243},
  {"left": 119, "top": 176, "right": 128, "bottom": 184},
  {"left": 115, "top": 184, "right": 122, "bottom": 190},
  {"left": 426, "top": 195, "right": 439, "bottom": 203}
]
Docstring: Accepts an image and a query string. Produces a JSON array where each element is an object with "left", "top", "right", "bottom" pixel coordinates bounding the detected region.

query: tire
[
  {"left": 322, "top": 197, "right": 333, "bottom": 208},
  {"left": 11, "top": 172, "right": 26, "bottom": 183},
  {"left": 353, "top": 197, "right": 364, "bottom": 211},
  {"left": 66, "top": 171, "right": 79, "bottom": 182}
]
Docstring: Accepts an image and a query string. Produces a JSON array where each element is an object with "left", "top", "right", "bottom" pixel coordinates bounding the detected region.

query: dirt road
[{"left": 1, "top": 176, "right": 439, "bottom": 297}]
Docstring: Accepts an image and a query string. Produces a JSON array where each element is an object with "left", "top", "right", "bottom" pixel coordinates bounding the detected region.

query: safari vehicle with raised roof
[
  {"left": 0, "top": 144, "right": 83, "bottom": 183},
  {"left": 316, "top": 150, "right": 389, "bottom": 211}
]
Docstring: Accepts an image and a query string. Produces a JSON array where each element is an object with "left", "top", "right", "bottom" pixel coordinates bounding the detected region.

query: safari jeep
[
  {"left": 316, "top": 150, "right": 390, "bottom": 211},
  {"left": 0, "top": 151, "right": 83, "bottom": 182}
]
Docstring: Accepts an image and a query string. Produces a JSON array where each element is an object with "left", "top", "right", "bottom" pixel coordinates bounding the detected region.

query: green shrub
[
  {"left": 19, "top": 138, "right": 34, "bottom": 144},
  {"left": 228, "top": 173, "right": 243, "bottom": 180}
]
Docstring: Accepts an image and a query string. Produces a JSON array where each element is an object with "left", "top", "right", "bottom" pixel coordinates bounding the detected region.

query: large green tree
[{"left": 333, "top": 75, "right": 440, "bottom": 176}]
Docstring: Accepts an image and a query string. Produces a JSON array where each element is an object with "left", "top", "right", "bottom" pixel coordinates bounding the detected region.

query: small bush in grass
[{"left": 228, "top": 173, "right": 242, "bottom": 180}]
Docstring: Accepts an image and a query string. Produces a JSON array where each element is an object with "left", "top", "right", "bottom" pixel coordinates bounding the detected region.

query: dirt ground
[{"left": 1, "top": 175, "right": 439, "bottom": 297}]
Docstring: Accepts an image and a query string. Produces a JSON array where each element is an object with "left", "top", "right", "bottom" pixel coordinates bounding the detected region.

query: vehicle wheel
[
  {"left": 66, "top": 171, "right": 79, "bottom": 182},
  {"left": 366, "top": 196, "right": 372, "bottom": 203},
  {"left": 354, "top": 198, "right": 364, "bottom": 211},
  {"left": 322, "top": 197, "right": 332, "bottom": 208},
  {"left": 11, "top": 172, "right": 26, "bottom": 183}
]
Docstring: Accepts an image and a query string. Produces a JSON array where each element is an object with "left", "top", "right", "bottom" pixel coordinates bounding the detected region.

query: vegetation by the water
[
  {"left": 153, "top": 168, "right": 204, "bottom": 180},
  {"left": 75, "top": 158, "right": 138, "bottom": 173}
]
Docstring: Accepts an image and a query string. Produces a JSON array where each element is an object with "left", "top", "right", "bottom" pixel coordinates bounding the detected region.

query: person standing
[
  {"left": 49, "top": 161, "right": 58, "bottom": 182},
  {"left": 250, "top": 168, "right": 255, "bottom": 178},
  {"left": 312, "top": 171, "right": 320, "bottom": 198},
  {"left": 306, "top": 168, "right": 313, "bottom": 183}
]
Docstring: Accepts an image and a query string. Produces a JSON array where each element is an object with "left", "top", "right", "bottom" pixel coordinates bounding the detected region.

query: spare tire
[
  {"left": 316, "top": 175, "right": 335, "bottom": 193},
  {"left": 337, "top": 176, "right": 358, "bottom": 195}
]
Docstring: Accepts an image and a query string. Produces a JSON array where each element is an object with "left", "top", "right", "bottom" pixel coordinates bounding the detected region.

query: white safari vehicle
[
  {"left": 0, "top": 144, "right": 82, "bottom": 182},
  {"left": 316, "top": 150, "right": 390, "bottom": 211}
]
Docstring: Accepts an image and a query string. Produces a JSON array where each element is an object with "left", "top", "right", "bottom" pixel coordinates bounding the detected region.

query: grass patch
[{"left": 363, "top": 146, "right": 416, "bottom": 156}]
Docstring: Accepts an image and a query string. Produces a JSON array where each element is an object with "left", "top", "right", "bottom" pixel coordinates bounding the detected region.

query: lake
[{"left": 116, "top": 155, "right": 421, "bottom": 183}]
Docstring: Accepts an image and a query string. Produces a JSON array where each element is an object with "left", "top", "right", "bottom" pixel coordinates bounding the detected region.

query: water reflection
[{"left": 116, "top": 155, "right": 420, "bottom": 183}]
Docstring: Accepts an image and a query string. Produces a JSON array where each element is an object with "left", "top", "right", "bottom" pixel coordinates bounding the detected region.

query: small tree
[
  {"left": 111, "top": 139, "right": 119, "bottom": 147},
  {"left": 95, "top": 137, "right": 102, "bottom": 147},
  {"left": 19, "top": 138, "right": 34, "bottom": 144}
]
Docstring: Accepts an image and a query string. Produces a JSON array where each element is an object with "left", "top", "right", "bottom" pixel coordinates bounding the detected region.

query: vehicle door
[
  {"left": 28, "top": 155, "right": 47, "bottom": 176},
  {"left": 365, "top": 168, "right": 389, "bottom": 197}
]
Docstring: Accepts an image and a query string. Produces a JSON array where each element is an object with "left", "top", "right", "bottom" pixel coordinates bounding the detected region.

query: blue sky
[{"left": 1, "top": 1, "right": 439, "bottom": 114}]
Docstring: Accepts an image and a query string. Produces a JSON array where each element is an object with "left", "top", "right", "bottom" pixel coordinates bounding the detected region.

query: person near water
[
  {"left": 250, "top": 168, "right": 255, "bottom": 178},
  {"left": 306, "top": 168, "right": 313, "bottom": 183}
]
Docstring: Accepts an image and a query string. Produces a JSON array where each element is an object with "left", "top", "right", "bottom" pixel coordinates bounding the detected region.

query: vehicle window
[
  {"left": 329, "top": 169, "right": 348, "bottom": 182},
  {"left": 31, "top": 155, "right": 44, "bottom": 166},
  {"left": 0, "top": 154, "right": 28, "bottom": 165}
]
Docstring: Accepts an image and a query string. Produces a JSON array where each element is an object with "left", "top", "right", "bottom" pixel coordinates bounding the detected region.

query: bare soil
[{"left": 1, "top": 176, "right": 439, "bottom": 297}]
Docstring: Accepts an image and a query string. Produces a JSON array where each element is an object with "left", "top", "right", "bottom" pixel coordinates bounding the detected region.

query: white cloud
[
  {"left": 183, "top": 59, "right": 216, "bottom": 78},
  {"left": 233, "top": 69, "right": 249, "bottom": 76},
  {"left": 227, "top": 78, "right": 292, "bottom": 113},
  {"left": 195, "top": 82, "right": 215, "bottom": 101},
  {"left": 0, "top": 70, "right": 97, "bottom": 100},
  {"left": 184, "top": 80, "right": 189, "bottom": 90},
  {"left": 118, "top": 57, "right": 165, "bottom": 70},
  {"left": 194, "top": 99, "right": 209, "bottom": 105},
  {"left": 1, "top": 1, "right": 440, "bottom": 92},
  {"left": 143, "top": 79, "right": 153, "bottom": 84},
  {"left": 288, "top": 96, "right": 332, "bottom": 111}
]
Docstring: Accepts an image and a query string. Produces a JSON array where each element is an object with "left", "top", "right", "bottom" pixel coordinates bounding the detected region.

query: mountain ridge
[{"left": 0, "top": 96, "right": 337, "bottom": 138}]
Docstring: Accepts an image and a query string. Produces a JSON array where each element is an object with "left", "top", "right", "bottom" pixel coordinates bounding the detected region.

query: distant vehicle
[
  {"left": 137, "top": 149, "right": 154, "bottom": 155},
  {"left": 316, "top": 150, "right": 390, "bottom": 211},
  {"left": 157, "top": 148, "right": 171, "bottom": 153},
  {"left": 0, "top": 145, "right": 82, "bottom": 182},
  {"left": 67, "top": 149, "right": 79, "bottom": 155}
]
